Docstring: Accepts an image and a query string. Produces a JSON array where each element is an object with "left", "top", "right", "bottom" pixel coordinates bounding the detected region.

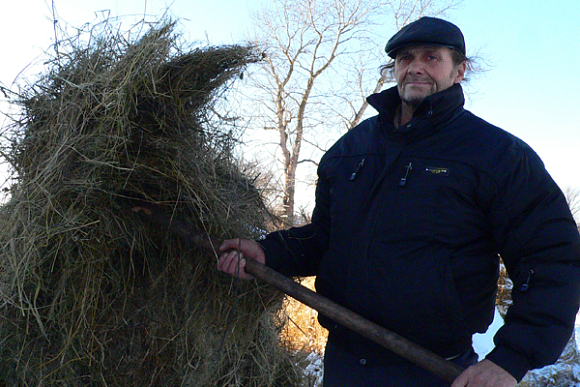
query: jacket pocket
[
  {"left": 352, "top": 246, "right": 468, "bottom": 351},
  {"left": 370, "top": 158, "right": 440, "bottom": 239}
]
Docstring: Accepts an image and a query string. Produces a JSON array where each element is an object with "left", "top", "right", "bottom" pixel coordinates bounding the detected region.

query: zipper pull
[
  {"left": 350, "top": 158, "right": 366, "bottom": 181},
  {"left": 520, "top": 269, "right": 534, "bottom": 292},
  {"left": 399, "top": 162, "right": 413, "bottom": 186}
]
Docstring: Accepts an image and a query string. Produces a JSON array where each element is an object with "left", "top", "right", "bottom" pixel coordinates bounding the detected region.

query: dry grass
[
  {"left": 281, "top": 277, "right": 328, "bottom": 355},
  {"left": 0, "top": 18, "right": 304, "bottom": 386},
  {"left": 280, "top": 277, "right": 327, "bottom": 387}
]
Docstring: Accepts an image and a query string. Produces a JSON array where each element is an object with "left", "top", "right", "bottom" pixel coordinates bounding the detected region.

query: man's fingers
[
  {"left": 219, "top": 238, "right": 241, "bottom": 253},
  {"left": 451, "top": 360, "right": 516, "bottom": 387},
  {"left": 234, "top": 258, "right": 247, "bottom": 275},
  {"left": 218, "top": 249, "right": 253, "bottom": 280},
  {"left": 226, "top": 251, "right": 244, "bottom": 274},
  {"left": 450, "top": 373, "right": 468, "bottom": 387},
  {"left": 218, "top": 250, "right": 241, "bottom": 272},
  {"left": 216, "top": 238, "right": 264, "bottom": 280}
]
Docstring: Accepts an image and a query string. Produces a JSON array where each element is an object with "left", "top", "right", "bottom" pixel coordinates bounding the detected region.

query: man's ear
[{"left": 454, "top": 62, "right": 467, "bottom": 83}]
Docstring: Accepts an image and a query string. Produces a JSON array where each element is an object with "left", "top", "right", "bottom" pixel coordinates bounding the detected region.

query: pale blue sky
[{"left": 2, "top": 0, "right": 579, "bottom": 194}]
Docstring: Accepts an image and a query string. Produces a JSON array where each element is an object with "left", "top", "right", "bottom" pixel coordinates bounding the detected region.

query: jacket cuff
[
  {"left": 257, "top": 239, "right": 272, "bottom": 264},
  {"left": 257, "top": 237, "right": 282, "bottom": 271},
  {"left": 485, "top": 346, "right": 533, "bottom": 382}
]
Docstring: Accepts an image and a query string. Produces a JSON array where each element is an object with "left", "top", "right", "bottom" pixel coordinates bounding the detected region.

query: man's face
[{"left": 394, "top": 45, "right": 466, "bottom": 108}]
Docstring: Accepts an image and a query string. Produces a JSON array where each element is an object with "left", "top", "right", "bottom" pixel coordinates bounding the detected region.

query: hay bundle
[{"left": 0, "top": 20, "right": 300, "bottom": 386}]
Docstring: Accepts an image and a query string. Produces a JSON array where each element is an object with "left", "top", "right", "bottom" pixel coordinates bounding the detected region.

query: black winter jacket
[{"left": 259, "top": 84, "right": 580, "bottom": 381}]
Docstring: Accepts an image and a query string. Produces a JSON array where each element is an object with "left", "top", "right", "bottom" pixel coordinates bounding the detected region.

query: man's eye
[{"left": 426, "top": 55, "right": 439, "bottom": 61}]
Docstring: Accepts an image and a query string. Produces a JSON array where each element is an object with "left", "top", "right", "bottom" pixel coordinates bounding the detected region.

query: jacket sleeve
[
  {"left": 258, "top": 163, "right": 332, "bottom": 277},
  {"left": 485, "top": 143, "right": 580, "bottom": 381}
]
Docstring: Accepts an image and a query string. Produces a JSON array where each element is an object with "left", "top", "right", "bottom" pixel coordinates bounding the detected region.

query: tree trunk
[{"left": 282, "top": 156, "right": 298, "bottom": 225}]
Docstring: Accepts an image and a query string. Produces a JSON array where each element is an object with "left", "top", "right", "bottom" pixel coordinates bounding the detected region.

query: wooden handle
[
  {"left": 133, "top": 202, "right": 464, "bottom": 382},
  {"left": 244, "top": 258, "right": 464, "bottom": 383}
]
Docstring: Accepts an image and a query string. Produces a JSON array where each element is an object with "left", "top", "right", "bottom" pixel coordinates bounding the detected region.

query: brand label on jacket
[{"left": 424, "top": 166, "right": 450, "bottom": 176}]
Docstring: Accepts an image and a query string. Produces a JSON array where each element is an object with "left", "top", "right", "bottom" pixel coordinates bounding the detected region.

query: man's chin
[{"left": 401, "top": 89, "right": 435, "bottom": 107}]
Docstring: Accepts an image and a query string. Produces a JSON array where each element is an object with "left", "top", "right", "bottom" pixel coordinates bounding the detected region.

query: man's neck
[{"left": 396, "top": 102, "right": 416, "bottom": 128}]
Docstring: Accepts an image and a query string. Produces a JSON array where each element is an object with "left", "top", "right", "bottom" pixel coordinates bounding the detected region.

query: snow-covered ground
[{"left": 303, "top": 309, "right": 580, "bottom": 386}]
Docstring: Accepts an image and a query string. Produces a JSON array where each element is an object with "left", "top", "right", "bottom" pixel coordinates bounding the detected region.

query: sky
[{"left": 1, "top": 0, "right": 579, "bottom": 200}]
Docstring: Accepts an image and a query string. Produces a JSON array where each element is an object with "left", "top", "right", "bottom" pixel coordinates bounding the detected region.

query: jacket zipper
[
  {"left": 520, "top": 269, "right": 534, "bottom": 292},
  {"left": 349, "top": 158, "right": 366, "bottom": 181},
  {"left": 399, "top": 162, "right": 413, "bottom": 186}
]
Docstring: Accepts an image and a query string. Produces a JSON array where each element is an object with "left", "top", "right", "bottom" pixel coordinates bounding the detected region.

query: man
[{"left": 218, "top": 17, "right": 580, "bottom": 386}]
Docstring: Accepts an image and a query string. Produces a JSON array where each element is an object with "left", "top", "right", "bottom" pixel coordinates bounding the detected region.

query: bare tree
[{"left": 244, "top": 0, "right": 462, "bottom": 225}]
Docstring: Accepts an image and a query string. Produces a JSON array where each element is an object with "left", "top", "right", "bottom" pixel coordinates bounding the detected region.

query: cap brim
[{"left": 387, "top": 43, "right": 459, "bottom": 59}]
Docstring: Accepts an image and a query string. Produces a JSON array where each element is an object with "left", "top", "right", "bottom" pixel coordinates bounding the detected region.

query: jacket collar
[{"left": 367, "top": 83, "right": 465, "bottom": 138}]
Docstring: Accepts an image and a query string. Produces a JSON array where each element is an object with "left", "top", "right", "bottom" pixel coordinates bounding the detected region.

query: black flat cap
[{"left": 385, "top": 17, "right": 465, "bottom": 58}]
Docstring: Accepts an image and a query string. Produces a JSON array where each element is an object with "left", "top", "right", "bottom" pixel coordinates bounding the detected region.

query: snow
[
  {"left": 470, "top": 308, "right": 580, "bottom": 386},
  {"left": 465, "top": 309, "right": 580, "bottom": 386},
  {"left": 303, "top": 351, "right": 324, "bottom": 387},
  {"left": 473, "top": 307, "right": 504, "bottom": 359}
]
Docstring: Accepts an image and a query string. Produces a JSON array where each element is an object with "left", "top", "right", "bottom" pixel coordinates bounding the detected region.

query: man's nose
[{"left": 407, "top": 59, "right": 424, "bottom": 74}]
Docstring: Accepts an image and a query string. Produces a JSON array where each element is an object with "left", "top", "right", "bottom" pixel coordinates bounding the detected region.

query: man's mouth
[{"left": 405, "top": 80, "right": 432, "bottom": 87}]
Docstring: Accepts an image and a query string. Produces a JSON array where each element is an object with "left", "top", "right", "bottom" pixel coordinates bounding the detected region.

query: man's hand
[
  {"left": 217, "top": 238, "right": 265, "bottom": 280},
  {"left": 451, "top": 359, "right": 517, "bottom": 387}
]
